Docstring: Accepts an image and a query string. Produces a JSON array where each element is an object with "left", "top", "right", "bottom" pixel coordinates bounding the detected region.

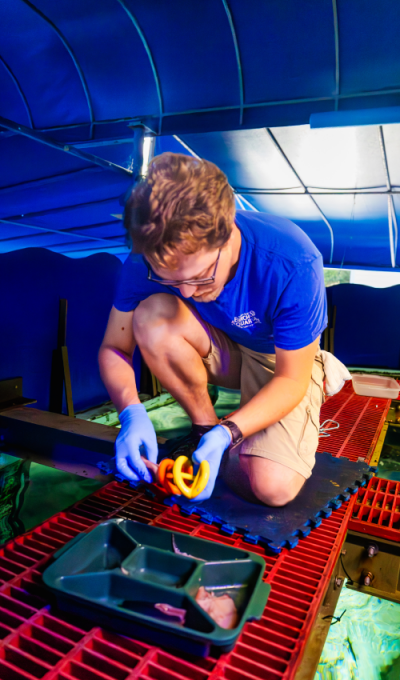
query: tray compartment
[
  {"left": 57, "top": 573, "right": 215, "bottom": 633},
  {"left": 122, "top": 546, "right": 198, "bottom": 587},
  {"left": 58, "top": 522, "right": 137, "bottom": 575},
  {"left": 121, "top": 592, "right": 214, "bottom": 634},
  {"left": 120, "top": 521, "right": 249, "bottom": 562},
  {"left": 190, "top": 560, "right": 264, "bottom": 621}
]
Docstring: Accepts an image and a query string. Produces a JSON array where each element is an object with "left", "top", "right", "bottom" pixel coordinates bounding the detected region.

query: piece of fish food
[
  {"left": 195, "top": 586, "right": 239, "bottom": 629},
  {"left": 154, "top": 603, "right": 186, "bottom": 625}
]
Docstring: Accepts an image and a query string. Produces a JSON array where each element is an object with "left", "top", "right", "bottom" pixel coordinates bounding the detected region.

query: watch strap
[{"left": 221, "top": 420, "right": 244, "bottom": 448}]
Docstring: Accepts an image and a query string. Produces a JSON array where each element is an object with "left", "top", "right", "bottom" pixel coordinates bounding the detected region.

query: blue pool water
[{"left": 315, "top": 587, "right": 400, "bottom": 679}]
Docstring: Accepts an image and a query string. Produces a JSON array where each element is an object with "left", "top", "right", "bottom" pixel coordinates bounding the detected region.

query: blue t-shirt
[{"left": 113, "top": 211, "right": 327, "bottom": 353}]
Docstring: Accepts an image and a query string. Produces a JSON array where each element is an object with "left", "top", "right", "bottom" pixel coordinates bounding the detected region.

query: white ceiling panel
[{"left": 271, "top": 125, "right": 386, "bottom": 190}]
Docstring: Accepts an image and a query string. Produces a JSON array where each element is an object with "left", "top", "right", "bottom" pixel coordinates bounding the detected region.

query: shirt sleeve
[
  {"left": 272, "top": 256, "right": 327, "bottom": 350},
  {"left": 113, "top": 254, "right": 179, "bottom": 312},
  {"left": 113, "top": 255, "right": 148, "bottom": 312}
]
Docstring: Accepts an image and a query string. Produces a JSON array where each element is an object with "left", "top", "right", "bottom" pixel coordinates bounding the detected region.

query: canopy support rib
[
  {"left": 392, "top": 198, "right": 399, "bottom": 259},
  {"left": 0, "top": 167, "right": 102, "bottom": 196},
  {"left": 3, "top": 195, "right": 124, "bottom": 222},
  {"left": 116, "top": 0, "right": 163, "bottom": 134},
  {"left": 221, "top": 0, "right": 244, "bottom": 125},
  {"left": 0, "top": 116, "right": 133, "bottom": 177},
  {"left": 0, "top": 221, "right": 123, "bottom": 244},
  {"left": 378, "top": 125, "right": 398, "bottom": 267},
  {"left": 0, "top": 218, "right": 125, "bottom": 247},
  {"left": 21, "top": 0, "right": 94, "bottom": 136},
  {"left": 173, "top": 136, "right": 257, "bottom": 211},
  {"left": 172, "top": 135, "right": 201, "bottom": 159},
  {"left": 231, "top": 188, "right": 400, "bottom": 195},
  {"left": 265, "top": 128, "right": 335, "bottom": 264},
  {"left": 388, "top": 196, "right": 395, "bottom": 268},
  {"left": 234, "top": 193, "right": 258, "bottom": 211},
  {"left": 3, "top": 86, "right": 400, "bottom": 139},
  {"left": 332, "top": 0, "right": 340, "bottom": 111},
  {"left": 0, "top": 56, "right": 33, "bottom": 128},
  {"left": 378, "top": 126, "right": 391, "bottom": 191}
]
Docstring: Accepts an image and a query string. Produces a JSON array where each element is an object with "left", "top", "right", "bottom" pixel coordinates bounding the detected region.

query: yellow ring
[
  {"left": 173, "top": 456, "right": 210, "bottom": 499},
  {"left": 191, "top": 460, "right": 210, "bottom": 497},
  {"left": 172, "top": 456, "right": 193, "bottom": 497}
]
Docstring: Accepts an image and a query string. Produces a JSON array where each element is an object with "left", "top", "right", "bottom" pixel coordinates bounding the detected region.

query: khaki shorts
[{"left": 200, "top": 322, "right": 325, "bottom": 479}]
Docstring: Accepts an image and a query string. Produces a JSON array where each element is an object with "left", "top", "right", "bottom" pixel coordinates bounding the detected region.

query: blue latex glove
[
  {"left": 191, "top": 424, "right": 232, "bottom": 501},
  {"left": 116, "top": 404, "right": 158, "bottom": 483}
]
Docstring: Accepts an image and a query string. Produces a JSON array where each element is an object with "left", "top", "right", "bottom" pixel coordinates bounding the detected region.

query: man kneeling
[{"left": 99, "top": 152, "right": 326, "bottom": 506}]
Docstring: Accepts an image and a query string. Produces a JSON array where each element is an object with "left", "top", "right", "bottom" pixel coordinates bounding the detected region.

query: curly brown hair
[{"left": 124, "top": 152, "right": 235, "bottom": 268}]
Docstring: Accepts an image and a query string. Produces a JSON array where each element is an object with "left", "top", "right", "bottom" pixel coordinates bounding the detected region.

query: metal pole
[{"left": 131, "top": 126, "right": 146, "bottom": 179}]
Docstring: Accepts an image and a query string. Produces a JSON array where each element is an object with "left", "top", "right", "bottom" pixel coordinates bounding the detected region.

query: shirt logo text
[{"left": 231, "top": 310, "right": 261, "bottom": 329}]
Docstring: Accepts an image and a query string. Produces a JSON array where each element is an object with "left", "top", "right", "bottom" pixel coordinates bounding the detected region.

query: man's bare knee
[
  {"left": 251, "top": 480, "right": 301, "bottom": 507},
  {"left": 241, "top": 455, "right": 306, "bottom": 507},
  {"left": 134, "top": 293, "right": 180, "bottom": 327},
  {"left": 133, "top": 294, "right": 210, "bottom": 361},
  {"left": 133, "top": 294, "right": 180, "bottom": 346}
]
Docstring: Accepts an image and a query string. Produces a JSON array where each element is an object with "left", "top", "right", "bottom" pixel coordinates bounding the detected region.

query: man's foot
[{"left": 162, "top": 424, "right": 216, "bottom": 461}]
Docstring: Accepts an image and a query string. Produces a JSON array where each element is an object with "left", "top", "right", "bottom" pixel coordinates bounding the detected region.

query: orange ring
[{"left": 158, "top": 458, "right": 181, "bottom": 495}]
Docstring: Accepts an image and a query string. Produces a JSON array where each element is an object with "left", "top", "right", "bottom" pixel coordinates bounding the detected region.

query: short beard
[{"left": 192, "top": 286, "right": 223, "bottom": 303}]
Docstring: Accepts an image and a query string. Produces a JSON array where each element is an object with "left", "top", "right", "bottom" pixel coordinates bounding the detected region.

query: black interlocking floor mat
[{"left": 168, "top": 452, "right": 373, "bottom": 552}]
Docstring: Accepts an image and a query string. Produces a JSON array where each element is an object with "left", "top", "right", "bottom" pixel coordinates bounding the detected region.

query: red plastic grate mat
[
  {"left": 316, "top": 380, "right": 391, "bottom": 463},
  {"left": 0, "top": 480, "right": 355, "bottom": 680},
  {"left": 349, "top": 476, "right": 400, "bottom": 541}
]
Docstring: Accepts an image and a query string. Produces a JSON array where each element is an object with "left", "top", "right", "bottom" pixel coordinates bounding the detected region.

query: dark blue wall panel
[
  {"left": 330, "top": 284, "right": 400, "bottom": 368},
  {"left": 1, "top": 247, "right": 399, "bottom": 418},
  {"left": 0, "top": 248, "right": 127, "bottom": 412}
]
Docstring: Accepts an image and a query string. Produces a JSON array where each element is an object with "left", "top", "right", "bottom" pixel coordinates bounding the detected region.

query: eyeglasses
[{"left": 146, "top": 249, "right": 221, "bottom": 287}]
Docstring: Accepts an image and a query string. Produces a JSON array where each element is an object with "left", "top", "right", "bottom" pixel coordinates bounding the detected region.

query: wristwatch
[{"left": 221, "top": 420, "right": 244, "bottom": 449}]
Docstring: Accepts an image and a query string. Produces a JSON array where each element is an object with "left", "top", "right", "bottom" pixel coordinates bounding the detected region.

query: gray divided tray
[{"left": 43, "top": 519, "right": 271, "bottom": 657}]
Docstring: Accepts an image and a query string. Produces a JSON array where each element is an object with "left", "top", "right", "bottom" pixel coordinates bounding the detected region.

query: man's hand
[
  {"left": 191, "top": 424, "right": 232, "bottom": 501},
  {"left": 116, "top": 404, "right": 158, "bottom": 483}
]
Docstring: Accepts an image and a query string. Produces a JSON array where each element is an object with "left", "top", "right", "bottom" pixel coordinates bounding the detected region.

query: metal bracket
[{"left": 0, "top": 377, "right": 36, "bottom": 412}]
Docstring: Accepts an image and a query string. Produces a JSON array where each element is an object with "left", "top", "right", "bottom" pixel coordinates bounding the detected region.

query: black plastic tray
[{"left": 43, "top": 519, "right": 270, "bottom": 656}]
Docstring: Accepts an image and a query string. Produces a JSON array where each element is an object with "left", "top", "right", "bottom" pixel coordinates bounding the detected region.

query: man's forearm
[
  {"left": 98, "top": 345, "right": 140, "bottom": 414},
  {"left": 228, "top": 375, "right": 308, "bottom": 439}
]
